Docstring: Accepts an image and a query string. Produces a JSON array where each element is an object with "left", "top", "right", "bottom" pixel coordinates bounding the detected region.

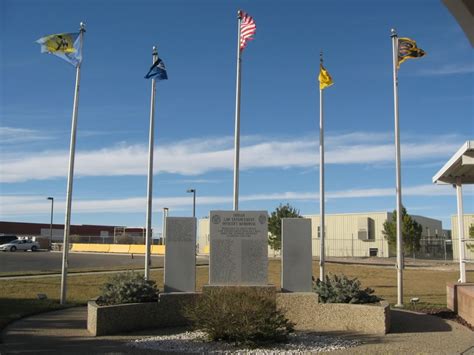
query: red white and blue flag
[{"left": 239, "top": 11, "right": 256, "bottom": 51}]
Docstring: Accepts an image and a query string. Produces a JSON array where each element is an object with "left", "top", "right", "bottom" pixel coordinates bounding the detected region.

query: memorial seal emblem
[
  {"left": 259, "top": 214, "right": 267, "bottom": 224},
  {"left": 211, "top": 215, "right": 221, "bottom": 224}
]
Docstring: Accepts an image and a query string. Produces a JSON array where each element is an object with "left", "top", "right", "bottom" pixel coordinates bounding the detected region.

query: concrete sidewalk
[{"left": 1, "top": 307, "right": 473, "bottom": 354}]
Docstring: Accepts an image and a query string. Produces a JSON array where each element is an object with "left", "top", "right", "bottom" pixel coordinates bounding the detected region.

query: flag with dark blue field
[
  {"left": 397, "top": 37, "right": 425, "bottom": 68},
  {"left": 145, "top": 58, "right": 168, "bottom": 80}
]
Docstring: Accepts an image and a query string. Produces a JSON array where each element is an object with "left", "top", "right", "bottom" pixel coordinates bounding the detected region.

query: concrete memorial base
[
  {"left": 276, "top": 293, "right": 391, "bottom": 334},
  {"left": 88, "top": 288, "right": 391, "bottom": 336},
  {"left": 447, "top": 282, "right": 474, "bottom": 327},
  {"left": 87, "top": 292, "right": 199, "bottom": 336}
]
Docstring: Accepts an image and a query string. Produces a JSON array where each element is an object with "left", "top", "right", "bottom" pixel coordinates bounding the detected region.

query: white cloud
[
  {"left": 325, "top": 132, "right": 392, "bottom": 145},
  {"left": 0, "top": 132, "right": 463, "bottom": 183},
  {"left": 2, "top": 184, "right": 471, "bottom": 217},
  {"left": 0, "top": 127, "right": 52, "bottom": 144}
]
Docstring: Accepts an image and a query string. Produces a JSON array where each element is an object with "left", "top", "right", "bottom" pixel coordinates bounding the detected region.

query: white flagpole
[
  {"left": 162, "top": 207, "right": 169, "bottom": 285},
  {"left": 145, "top": 46, "right": 158, "bottom": 281},
  {"left": 455, "top": 178, "right": 466, "bottom": 283},
  {"left": 162, "top": 207, "right": 169, "bottom": 244},
  {"left": 319, "top": 52, "right": 326, "bottom": 281},
  {"left": 391, "top": 28, "right": 404, "bottom": 307},
  {"left": 233, "top": 11, "right": 243, "bottom": 211},
  {"left": 60, "top": 22, "right": 85, "bottom": 305}
]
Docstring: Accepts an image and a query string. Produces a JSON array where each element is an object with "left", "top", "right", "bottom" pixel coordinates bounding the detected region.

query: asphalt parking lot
[{"left": 0, "top": 251, "right": 209, "bottom": 275}]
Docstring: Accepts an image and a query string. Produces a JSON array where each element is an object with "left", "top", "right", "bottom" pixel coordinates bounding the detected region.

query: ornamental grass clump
[
  {"left": 184, "top": 287, "right": 294, "bottom": 346},
  {"left": 97, "top": 271, "right": 159, "bottom": 305},
  {"left": 313, "top": 273, "right": 381, "bottom": 304}
]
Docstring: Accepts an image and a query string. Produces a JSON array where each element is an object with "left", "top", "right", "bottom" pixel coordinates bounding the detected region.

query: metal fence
[
  {"left": 269, "top": 236, "right": 455, "bottom": 260},
  {"left": 412, "top": 238, "right": 453, "bottom": 260}
]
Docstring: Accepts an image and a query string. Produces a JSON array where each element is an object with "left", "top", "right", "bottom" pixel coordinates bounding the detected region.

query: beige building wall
[
  {"left": 452, "top": 214, "right": 474, "bottom": 261},
  {"left": 197, "top": 212, "right": 444, "bottom": 258},
  {"left": 305, "top": 212, "right": 390, "bottom": 258}
]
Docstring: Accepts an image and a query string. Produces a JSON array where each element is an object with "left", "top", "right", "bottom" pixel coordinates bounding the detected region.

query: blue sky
[{"left": 1, "top": 0, "right": 473, "bottom": 234}]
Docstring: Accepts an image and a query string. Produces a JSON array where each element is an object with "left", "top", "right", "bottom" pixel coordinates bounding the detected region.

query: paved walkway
[{"left": 1, "top": 307, "right": 473, "bottom": 354}]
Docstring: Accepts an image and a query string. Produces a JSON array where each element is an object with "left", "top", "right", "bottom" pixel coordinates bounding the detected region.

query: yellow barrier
[
  {"left": 71, "top": 244, "right": 82, "bottom": 252},
  {"left": 151, "top": 245, "right": 165, "bottom": 255},
  {"left": 70, "top": 243, "right": 166, "bottom": 255},
  {"left": 70, "top": 243, "right": 109, "bottom": 253},
  {"left": 92, "top": 244, "right": 110, "bottom": 252},
  {"left": 202, "top": 245, "right": 210, "bottom": 254},
  {"left": 109, "top": 244, "right": 131, "bottom": 253},
  {"left": 71, "top": 243, "right": 97, "bottom": 252},
  {"left": 129, "top": 245, "right": 146, "bottom": 254}
]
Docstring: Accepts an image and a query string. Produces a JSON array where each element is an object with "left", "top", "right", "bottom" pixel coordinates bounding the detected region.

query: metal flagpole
[
  {"left": 162, "top": 207, "right": 169, "bottom": 244},
  {"left": 455, "top": 177, "right": 466, "bottom": 283},
  {"left": 60, "top": 22, "right": 85, "bottom": 305},
  {"left": 145, "top": 46, "right": 158, "bottom": 281},
  {"left": 162, "top": 207, "right": 169, "bottom": 285},
  {"left": 391, "top": 28, "right": 404, "bottom": 307},
  {"left": 319, "top": 52, "right": 325, "bottom": 281},
  {"left": 233, "top": 11, "right": 243, "bottom": 211},
  {"left": 47, "top": 197, "right": 54, "bottom": 250}
]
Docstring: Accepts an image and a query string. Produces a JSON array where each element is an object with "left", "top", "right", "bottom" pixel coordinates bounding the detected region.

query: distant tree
[
  {"left": 467, "top": 224, "right": 474, "bottom": 251},
  {"left": 268, "top": 204, "right": 302, "bottom": 251},
  {"left": 382, "top": 207, "right": 422, "bottom": 255}
]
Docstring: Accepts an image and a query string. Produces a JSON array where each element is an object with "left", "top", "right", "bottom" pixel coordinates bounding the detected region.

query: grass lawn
[
  {"left": 1, "top": 260, "right": 472, "bottom": 331},
  {"left": 0, "top": 265, "right": 165, "bottom": 277}
]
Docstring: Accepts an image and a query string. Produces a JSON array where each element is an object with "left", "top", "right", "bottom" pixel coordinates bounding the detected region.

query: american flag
[{"left": 239, "top": 11, "right": 256, "bottom": 51}]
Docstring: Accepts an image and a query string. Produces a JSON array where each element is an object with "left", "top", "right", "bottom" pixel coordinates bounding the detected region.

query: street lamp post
[
  {"left": 162, "top": 207, "right": 169, "bottom": 245},
  {"left": 186, "top": 189, "right": 196, "bottom": 218},
  {"left": 47, "top": 197, "right": 54, "bottom": 250}
]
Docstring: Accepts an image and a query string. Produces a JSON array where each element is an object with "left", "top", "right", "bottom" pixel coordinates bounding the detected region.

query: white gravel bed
[{"left": 129, "top": 330, "right": 360, "bottom": 354}]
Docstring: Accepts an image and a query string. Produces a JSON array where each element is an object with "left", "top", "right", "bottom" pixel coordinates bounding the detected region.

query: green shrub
[
  {"left": 313, "top": 274, "right": 380, "bottom": 304},
  {"left": 97, "top": 271, "right": 158, "bottom": 305},
  {"left": 184, "top": 287, "right": 294, "bottom": 346}
]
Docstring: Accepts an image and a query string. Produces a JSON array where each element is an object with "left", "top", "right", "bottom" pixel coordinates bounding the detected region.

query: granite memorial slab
[
  {"left": 164, "top": 217, "right": 196, "bottom": 293},
  {"left": 209, "top": 210, "right": 268, "bottom": 286},
  {"left": 281, "top": 218, "right": 312, "bottom": 292}
]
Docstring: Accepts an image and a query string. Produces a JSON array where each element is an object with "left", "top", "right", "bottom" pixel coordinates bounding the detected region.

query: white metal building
[
  {"left": 452, "top": 214, "right": 474, "bottom": 262},
  {"left": 197, "top": 212, "right": 443, "bottom": 258},
  {"left": 305, "top": 212, "right": 443, "bottom": 258}
]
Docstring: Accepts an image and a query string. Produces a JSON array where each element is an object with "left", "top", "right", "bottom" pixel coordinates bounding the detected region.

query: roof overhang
[
  {"left": 442, "top": 0, "right": 474, "bottom": 47},
  {"left": 433, "top": 141, "right": 474, "bottom": 184}
]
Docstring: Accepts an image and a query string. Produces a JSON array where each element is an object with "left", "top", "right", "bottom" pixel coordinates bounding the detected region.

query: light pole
[
  {"left": 47, "top": 197, "right": 54, "bottom": 250},
  {"left": 162, "top": 207, "right": 169, "bottom": 245},
  {"left": 187, "top": 189, "right": 196, "bottom": 218}
]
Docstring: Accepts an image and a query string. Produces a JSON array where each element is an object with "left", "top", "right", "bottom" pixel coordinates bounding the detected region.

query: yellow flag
[
  {"left": 319, "top": 64, "right": 333, "bottom": 90},
  {"left": 36, "top": 32, "right": 82, "bottom": 67}
]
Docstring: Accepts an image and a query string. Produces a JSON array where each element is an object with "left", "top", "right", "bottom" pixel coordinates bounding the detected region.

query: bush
[
  {"left": 313, "top": 274, "right": 380, "bottom": 304},
  {"left": 97, "top": 272, "right": 159, "bottom": 305},
  {"left": 184, "top": 287, "right": 294, "bottom": 346}
]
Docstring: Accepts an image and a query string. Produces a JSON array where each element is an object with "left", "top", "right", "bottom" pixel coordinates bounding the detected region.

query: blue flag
[{"left": 145, "top": 58, "right": 168, "bottom": 80}]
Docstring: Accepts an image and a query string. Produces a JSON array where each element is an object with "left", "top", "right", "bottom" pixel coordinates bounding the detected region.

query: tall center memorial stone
[{"left": 209, "top": 210, "right": 268, "bottom": 285}]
